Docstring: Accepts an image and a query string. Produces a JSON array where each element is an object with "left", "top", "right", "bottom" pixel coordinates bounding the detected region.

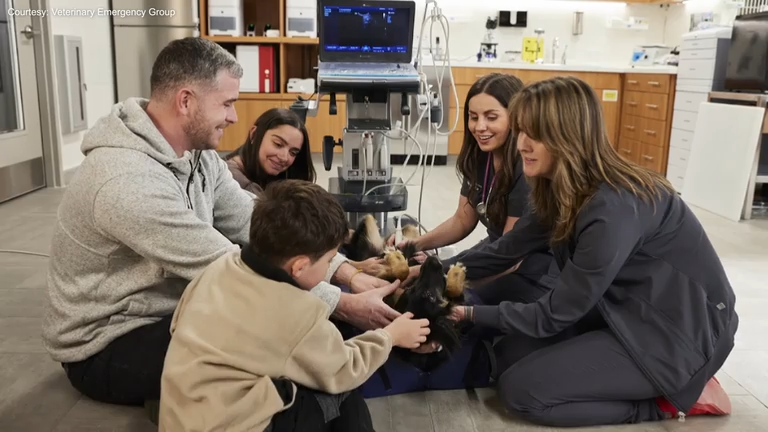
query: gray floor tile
[{"left": 0, "top": 353, "right": 81, "bottom": 431}]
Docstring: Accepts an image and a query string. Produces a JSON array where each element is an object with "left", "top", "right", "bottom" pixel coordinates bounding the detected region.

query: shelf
[
  {"left": 237, "top": 92, "right": 346, "bottom": 101},
  {"left": 203, "top": 35, "right": 318, "bottom": 45}
]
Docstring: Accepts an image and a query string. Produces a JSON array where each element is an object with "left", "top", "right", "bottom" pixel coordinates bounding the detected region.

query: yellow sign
[
  {"left": 522, "top": 37, "right": 544, "bottom": 64},
  {"left": 602, "top": 89, "right": 619, "bottom": 102}
]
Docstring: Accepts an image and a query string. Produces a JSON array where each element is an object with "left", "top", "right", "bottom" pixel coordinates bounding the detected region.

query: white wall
[
  {"left": 415, "top": 0, "right": 669, "bottom": 65},
  {"left": 50, "top": 0, "right": 115, "bottom": 171}
]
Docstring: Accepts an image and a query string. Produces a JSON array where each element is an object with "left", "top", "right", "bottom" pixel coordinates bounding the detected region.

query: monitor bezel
[{"left": 318, "top": 0, "right": 416, "bottom": 64}]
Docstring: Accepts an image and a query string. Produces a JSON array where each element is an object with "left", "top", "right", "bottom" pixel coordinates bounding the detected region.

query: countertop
[{"left": 429, "top": 59, "right": 678, "bottom": 75}]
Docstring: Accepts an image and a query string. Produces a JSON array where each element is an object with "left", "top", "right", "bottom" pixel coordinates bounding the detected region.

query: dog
[{"left": 341, "top": 215, "right": 469, "bottom": 369}]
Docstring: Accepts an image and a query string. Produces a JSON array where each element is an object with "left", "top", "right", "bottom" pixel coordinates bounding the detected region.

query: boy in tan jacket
[{"left": 159, "top": 179, "right": 431, "bottom": 432}]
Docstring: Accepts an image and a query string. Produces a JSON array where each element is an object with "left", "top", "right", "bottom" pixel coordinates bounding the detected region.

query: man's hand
[
  {"left": 335, "top": 281, "right": 402, "bottom": 330},
  {"left": 349, "top": 271, "right": 390, "bottom": 293}
]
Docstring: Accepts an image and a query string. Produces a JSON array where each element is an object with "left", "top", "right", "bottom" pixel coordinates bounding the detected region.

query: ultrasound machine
[{"left": 291, "top": 0, "right": 459, "bottom": 238}]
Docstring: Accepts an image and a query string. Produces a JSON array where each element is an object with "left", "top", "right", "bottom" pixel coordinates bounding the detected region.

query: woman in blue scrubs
[
  {"left": 399, "top": 72, "right": 556, "bottom": 304},
  {"left": 450, "top": 76, "right": 736, "bottom": 427}
]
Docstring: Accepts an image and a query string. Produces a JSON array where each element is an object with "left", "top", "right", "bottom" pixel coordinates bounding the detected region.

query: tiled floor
[{"left": 1, "top": 156, "right": 767, "bottom": 431}]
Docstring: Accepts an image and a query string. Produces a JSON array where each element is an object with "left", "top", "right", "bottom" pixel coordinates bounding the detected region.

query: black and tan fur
[{"left": 342, "top": 215, "right": 469, "bottom": 368}]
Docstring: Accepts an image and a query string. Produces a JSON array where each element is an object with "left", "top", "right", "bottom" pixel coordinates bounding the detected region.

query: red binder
[{"left": 257, "top": 45, "right": 276, "bottom": 93}]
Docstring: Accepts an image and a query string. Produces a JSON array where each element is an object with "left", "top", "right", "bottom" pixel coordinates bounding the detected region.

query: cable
[{"left": 0, "top": 250, "right": 50, "bottom": 258}]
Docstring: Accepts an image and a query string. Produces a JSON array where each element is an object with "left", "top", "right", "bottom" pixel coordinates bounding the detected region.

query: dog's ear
[
  {"left": 402, "top": 224, "right": 420, "bottom": 241},
  {"left": 445, "top": 263, "right": 467, "bottom": 299},
  {"left": 346, "top": 215, "right": 385, "bottom": 261}
]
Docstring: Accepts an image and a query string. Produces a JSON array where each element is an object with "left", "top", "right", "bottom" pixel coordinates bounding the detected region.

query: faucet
[
  {"left": 551, "top": 37, "right": 560, "bottom": 64},
  {"left": 561, "top": 44, "right": 568, "bottom": 65}
]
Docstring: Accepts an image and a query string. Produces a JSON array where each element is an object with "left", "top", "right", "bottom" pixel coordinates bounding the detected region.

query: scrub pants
[{"left": 493, "top": 326, "right": 667, "bottom": 427}]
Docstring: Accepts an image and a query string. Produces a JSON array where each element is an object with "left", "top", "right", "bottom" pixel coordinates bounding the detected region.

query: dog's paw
[
  {"left": 445, "top": 262, "right": 467, "bottom": 299},
  {"left": 378, "top": 249, "right": 410, "bottom": 282}
]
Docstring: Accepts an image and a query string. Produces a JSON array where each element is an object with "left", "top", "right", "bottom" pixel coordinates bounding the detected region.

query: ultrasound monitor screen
[{"left": 321, "top": 5, "right": 411, "bottom": 56}]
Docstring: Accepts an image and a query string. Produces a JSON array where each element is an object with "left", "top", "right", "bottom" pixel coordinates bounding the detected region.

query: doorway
[{"left": 0, "top": 0, "right": 57, "bottom": 204}]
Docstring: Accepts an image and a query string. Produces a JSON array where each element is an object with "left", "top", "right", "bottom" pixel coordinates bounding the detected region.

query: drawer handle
[
  {"left": 646, "top": 104, "right": 659, "bottom": 109},
  {"left": 624, "top": 125, "right": 635, "bottom": 130},
  {"left": 643, "top": 155, "right": 654, "bottom": 161},
  {"left": 628, "top": 101, "right": 638, "bottom": 106},
  {"left": 621, "top": 149, "right": 632, "bottom": 154},
  {"left": 644, "top": 129, "right": 657, "bottom": 135},
  {"left": 648, "top": 81, "right": 660, "bottom": 86},
  {"left": 628, "top": 80, "right": 638, "bottom": 84}
]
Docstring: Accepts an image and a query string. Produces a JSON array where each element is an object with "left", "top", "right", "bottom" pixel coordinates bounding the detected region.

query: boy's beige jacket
[{"left": 159, "top": 250, "right": 392, "bottom": 432}]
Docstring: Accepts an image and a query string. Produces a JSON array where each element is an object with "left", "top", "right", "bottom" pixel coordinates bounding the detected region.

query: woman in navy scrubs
[
  {"left": 398, "top": 72, "right": 556, "bottom": 304},
  {"left": 451, "top": 76, "right": 736, "bottom": 427}
]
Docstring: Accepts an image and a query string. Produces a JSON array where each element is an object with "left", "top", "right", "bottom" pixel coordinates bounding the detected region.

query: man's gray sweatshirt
[{"left": 42, "top": 98, "right": 344, "bottom": 363}]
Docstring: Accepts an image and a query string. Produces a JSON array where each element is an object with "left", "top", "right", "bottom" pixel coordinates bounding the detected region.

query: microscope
[{"left": 477, "top": 16, "right": 499, "bottom": 62}]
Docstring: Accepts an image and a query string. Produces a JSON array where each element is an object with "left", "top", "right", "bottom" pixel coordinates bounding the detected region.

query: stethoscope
[{"left": 476, "top": 156, "right": 496, "bottom": 217}]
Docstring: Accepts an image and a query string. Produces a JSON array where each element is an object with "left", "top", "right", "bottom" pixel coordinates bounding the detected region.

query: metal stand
[{"left": 290, "top": 77, "right": 420, "bottom": 231}]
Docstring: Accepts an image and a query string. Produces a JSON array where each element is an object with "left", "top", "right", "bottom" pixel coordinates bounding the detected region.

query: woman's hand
[
  {"left": 386, "top": 234, "right": 420, "bottom": 252},
  {"left": 449, "top": 306, "right": 468, "bottom": 322},
  {"left": 354, "top": 257, "right": 385, "bottom": 276}
]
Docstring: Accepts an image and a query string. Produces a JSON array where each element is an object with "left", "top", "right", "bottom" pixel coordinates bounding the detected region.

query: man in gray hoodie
[{"left": 41, "top": 37, "right": 400, "bottom": 408}]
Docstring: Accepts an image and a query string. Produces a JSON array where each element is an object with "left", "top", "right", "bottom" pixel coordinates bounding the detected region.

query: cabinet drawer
[
  {"left": 667, "top": 146, "right": 690, "bottom": 170},
  {"left": 669, "top": 127, "right": 694, "bottom": 151},
  {"left": 620, "top": 115, "right": 667, "bottom": 147},
  {"left": 449, "top": 84, "right": 472, "bottom": 108},
  {"left": 680, "top": 48, "right": 716, "bottom": 61},
  {"left": 666, "top": 163, "right": 687, "bottom": 192},
  {"left": 637, "top": 118, "right": 667, "bottom": 147},
  {"left": 637, "top": 142, "right": 666, "bottom": 174},
  {"left": 617, "top": 137, "right": 640, "bottom": 164},
  {"left": 623, "top": 91, "right": 669, "bottom": 121},
  {"left": 672, "top": 110, "right": 698, "bottom": 132},
  {"left": 681, "top": 37, "right": 718, "bottom": 51},
  {"left": 677, "top": 79, "right": 714, "bottom": 93},
  {"left": 678, "top": 59, "right": 716, "bottom": 80},
  {"left": 673, "top": 91, "right": 708, "bottom": 113},
  {"left": 619, "top": 114, "right": 642, "bottom": 142},
  {"left": 624, "top": 73, "right": 672, "bottom": 94}
]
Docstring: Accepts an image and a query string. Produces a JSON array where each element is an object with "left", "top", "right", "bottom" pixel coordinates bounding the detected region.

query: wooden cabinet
[
  {"left": 218, "top": 94, "right": 346, "bottom": 153},
  {"left": 218, "top": 98, "right": 283, "bottom": 152},
  {"left": 616, "top": 74, "right": 676, "bottom": 175},
  {"left": 449, "top": 67, "right": 622, "bottom": 153}
]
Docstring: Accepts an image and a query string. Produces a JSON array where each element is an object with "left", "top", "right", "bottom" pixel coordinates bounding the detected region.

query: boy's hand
[{"left": 384, "top": 312, "right": 431, "bottom": 349}]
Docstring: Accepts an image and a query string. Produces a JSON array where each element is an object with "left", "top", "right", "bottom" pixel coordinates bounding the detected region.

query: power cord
[{"left": 0, "top": 250, "right": 50, "bottom": 258}]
